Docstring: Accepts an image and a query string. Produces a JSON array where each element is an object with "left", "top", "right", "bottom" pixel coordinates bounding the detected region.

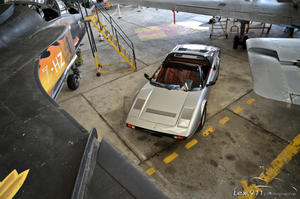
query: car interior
[{"left": 155, "top": 56, "right": 210, "bottom": 90}]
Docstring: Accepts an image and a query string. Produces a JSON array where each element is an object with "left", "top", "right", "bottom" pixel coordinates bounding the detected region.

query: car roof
[{"left": 171, "top": 44, "right": 219, "bottom": 57}]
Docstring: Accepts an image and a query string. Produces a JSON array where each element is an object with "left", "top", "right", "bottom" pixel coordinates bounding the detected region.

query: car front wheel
[{"left": 198, "top": 105, "right": 207, "bottom": 132}]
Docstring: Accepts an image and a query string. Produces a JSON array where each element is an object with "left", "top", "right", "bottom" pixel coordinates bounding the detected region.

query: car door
[
  {"left": 210, "top": 50, "right": 220, "bottom": 83},
  {"left": 205, "top": 51, "right": 220, "bottom": 86}
]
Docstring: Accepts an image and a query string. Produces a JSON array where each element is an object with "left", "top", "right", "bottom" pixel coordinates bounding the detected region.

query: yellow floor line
[
  {"left": 163, "top": 152, "right": 178, "bottom": 164},
  {"left": 234, "top": 106, "right": 244, "bottom": 114},
  {"left": 146, "top": 168, "right": 155, "bottom": 176},
  {"left": 219, "top": 116, "right": 230, "bottom": 125},
  {"left": 185, "top": 139, "right": 198, "bottom": 149},
  {"left": 247, "top": 98, "right": 255, "bottom": 105},
  {"left": 202, "top": 127, "right": 215, "bottom": 136},
  {"left": 238, "top": 133, "right": 300, "bottom": 199}
]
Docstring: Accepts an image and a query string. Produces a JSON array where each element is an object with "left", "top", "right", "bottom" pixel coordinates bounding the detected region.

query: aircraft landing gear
[
  {"left": 233, "top": 20, "right": 249, "bottom": 49},
  {"left": 67, "top": 50, "right": 82, "bottom": 90},
  {"left": 233, "top": 35, "right": 249, "bottom": 49},
  {"left": 287, "top": 27, "right": 295, "bottom": 38},
  {"left": 67, "top": 65, "right": 80, "bottom": 90},
  {"left": 67, "top": 72, "right": 80, "bottom": 90}
]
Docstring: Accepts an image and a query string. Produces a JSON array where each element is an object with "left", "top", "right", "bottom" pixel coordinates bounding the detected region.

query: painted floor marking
[
  {"left": 202, "top": 127, "right": 215, "bottom": 136},
  {"left": 135, "top": 21, "right": 208, "bottom": 41},
  {"left": 234, "top": 106, "right": 244, "bottom": 114},
  {"left": 238, "top": 133, "right": 300, "bottom": 199},
  {"left": 138, "top": 32, "right": 168, "bottom": 41},
  {"left": 146, "top": 168, "right": 156, "bottom": 176},
  {"left": 163, "top": 152, "right": 178, "bottom": 164},
  {"left": 136, "top": 24, "right": 184, "bottom": 41},
  {"left": 135, "top": 26, "right": 160, "bottom": 33},
  {"left": 185, "top": 139, "right": 198, "bottom": 149},
  {"left": 247, "top": 98, "right": 255, "bottom": 105},
  {"left": 219, "top": 116, "right": 230, "bottom": 125}
]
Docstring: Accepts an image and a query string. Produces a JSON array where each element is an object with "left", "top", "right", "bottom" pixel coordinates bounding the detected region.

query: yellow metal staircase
[{"left": 83, "top": 4, "right": 137, "bottom": 76}]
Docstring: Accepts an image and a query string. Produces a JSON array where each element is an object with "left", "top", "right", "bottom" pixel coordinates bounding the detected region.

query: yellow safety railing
[{"left": 85, "top": 12, "right": 137, "bottom": 75}]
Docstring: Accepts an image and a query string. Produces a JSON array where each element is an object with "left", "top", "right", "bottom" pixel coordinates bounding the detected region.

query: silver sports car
[{"left": 126, "top": 44, "right": 220, "bottom": 139}]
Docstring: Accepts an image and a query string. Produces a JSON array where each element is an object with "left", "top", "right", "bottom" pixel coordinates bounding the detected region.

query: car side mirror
[
  {"left": 206, "top": 81, "right": 216, "bottom": 87},
  {"left": 213, "top": 59, "right": 219, "bottom": 70},
  {"left": 144, "top": 73, "right": 150, "bottom": 80}
]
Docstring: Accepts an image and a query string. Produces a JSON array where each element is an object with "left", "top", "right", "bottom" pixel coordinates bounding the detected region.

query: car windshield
[{"left": 151, "top": 61, "right": 210, "bottom": 90}]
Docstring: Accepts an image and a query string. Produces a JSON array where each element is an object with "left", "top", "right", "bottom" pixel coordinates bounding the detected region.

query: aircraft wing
[
  {"left": 246, "top": 38, "right": 300, "bottom": 105},
  {"left": 0, "top": 4, "right": 167, "bottom": 198},
  {"left": 113, "top": 0, "right": 300, "bottom": 26}
]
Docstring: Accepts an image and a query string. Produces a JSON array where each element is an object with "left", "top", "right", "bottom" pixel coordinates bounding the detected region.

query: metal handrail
[
  {"left": 94, "top": 3, "right": 134, "bottom": 50},
  {"left": 93, "top": 3, "right": 136, "bottom": 68},
  {"left": 97, "top": 4, "right": 133, "bottom": 42}
]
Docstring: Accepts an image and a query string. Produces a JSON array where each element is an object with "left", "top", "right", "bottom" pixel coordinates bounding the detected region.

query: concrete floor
[{"left": 57, "top": 5, "right": 300, "bottom": 198}]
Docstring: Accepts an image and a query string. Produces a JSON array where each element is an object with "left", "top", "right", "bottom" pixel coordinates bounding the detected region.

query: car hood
[{"left": 129, "top": 83, "right": 201, "bottom": 127}]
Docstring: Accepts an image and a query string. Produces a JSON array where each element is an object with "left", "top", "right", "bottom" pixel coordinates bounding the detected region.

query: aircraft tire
[
  {"left": 242, "top": 36, "right": 248, "bottom": 49},
  {"left": 67, "top": 73, "right": 80, "bottom": 90},
  {"left": 233, "top": 35, "right": 239, "bottom": 49}
]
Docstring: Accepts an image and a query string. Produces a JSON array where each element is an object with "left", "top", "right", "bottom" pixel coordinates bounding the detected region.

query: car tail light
[
  {"left": 174, "top": 136, "right": 185, "bottom": 140},
  {"left": 127, "top": 124, "right": 135, "bottom": 129}
]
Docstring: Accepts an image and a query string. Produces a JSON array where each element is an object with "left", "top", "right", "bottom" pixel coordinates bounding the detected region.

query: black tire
[
  {"left": 215, "top": 67, "right": 220, "bottom": 81},
  {"left": 67, "top": 74, "right": 80, "bottom": 90},
  {"left": 233, "top": 35, "right": 239, "bottom": 49},
  {"left": 208, "top": 18, "right": 215, "bottom": 24},
  {"left": 197, "top": 104, "right": 207, "bottom": 132},
  {"left": 242, "top": 36, "right": 248, "bottom": 50}
]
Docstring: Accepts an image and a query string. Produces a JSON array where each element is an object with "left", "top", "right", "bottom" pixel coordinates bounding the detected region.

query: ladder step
[
  {"left": 85, "top": 15, "right": 94, "bottom": 21},
  {"left": 113, "top": 40, "right": 118, "bottom": 47},
  {"left": 107, "top": 35, "right": 111, "bottom": 40}
]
